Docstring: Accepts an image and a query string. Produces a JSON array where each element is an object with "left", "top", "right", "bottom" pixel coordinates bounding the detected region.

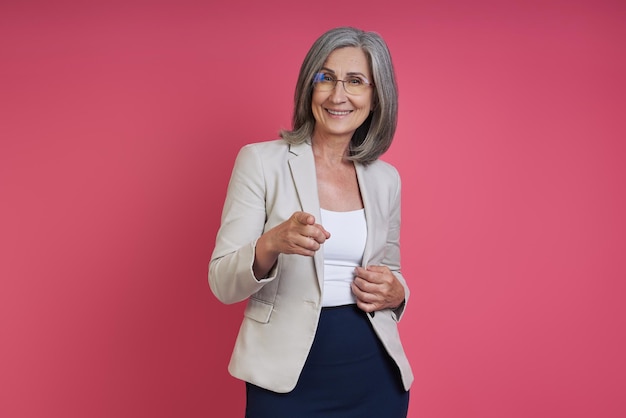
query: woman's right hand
[{"left": 253, "top": 211, "right": 330, "bottom": 278}]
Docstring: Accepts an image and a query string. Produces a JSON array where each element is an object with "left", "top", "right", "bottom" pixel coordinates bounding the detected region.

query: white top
[{"left": 320, "top": 208, "right": 367, "bottom": 307}]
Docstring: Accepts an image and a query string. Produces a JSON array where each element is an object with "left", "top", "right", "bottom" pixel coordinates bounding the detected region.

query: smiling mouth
[{"left": 326, "top": 109, "right": 352, "bottom": 116}]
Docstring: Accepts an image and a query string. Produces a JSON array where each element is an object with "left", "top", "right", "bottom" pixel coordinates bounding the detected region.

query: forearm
[
  {"left": 252, "top": 233, "right": 279, "bottom": 280},
  {"left": 209, "top": 240, "right": 278, "bottom": 304}
]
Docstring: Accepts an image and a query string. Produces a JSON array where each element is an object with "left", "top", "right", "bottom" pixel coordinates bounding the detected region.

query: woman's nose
[{"left": 329, "top": 80, "right": 347, "bottom": 102}]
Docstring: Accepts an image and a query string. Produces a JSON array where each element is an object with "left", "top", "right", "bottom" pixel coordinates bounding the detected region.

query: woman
[{"left": 209, "top": 26, "right": 413, "bottom": 417}]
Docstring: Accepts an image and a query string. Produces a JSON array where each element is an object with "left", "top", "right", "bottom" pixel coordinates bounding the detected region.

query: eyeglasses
[{"left": 312, "top": 72, "right": 374, "bottom": 95}]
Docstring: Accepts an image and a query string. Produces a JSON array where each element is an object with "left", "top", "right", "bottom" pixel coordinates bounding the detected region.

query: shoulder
[
  {"left": 236, "top": 138, "right": 311, "bottom": 166},
  {"left": 232, "top": 139, "right": 311, "bottom": 178},
  {"left": 233, "top": 139, "right": 290, "bottom": 168},
  {"left": 239, "top": 138, "right": 291, "bottom": 156}
]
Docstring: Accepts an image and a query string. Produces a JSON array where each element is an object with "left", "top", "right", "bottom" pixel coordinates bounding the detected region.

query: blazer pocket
[{"left": 243, "top": 297, "right": 274, "bottom": 324}]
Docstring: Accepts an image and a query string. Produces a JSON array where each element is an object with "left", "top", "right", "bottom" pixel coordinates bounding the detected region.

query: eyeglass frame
[{"left": 312, "top": 72, "right": 375, "bottom": 95}]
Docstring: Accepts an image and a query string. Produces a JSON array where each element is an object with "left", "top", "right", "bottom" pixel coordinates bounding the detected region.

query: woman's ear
[
  {"left": 371, "top": 96, "right": 378, "bottom": 112},
  {"left": 372, "top": 91, "right": 379, "bottom": 111}
]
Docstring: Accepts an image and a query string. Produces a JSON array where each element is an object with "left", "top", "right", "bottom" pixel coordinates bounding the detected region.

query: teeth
[{"left": 327, "top": 109, "right": 350, "bottom": 116}]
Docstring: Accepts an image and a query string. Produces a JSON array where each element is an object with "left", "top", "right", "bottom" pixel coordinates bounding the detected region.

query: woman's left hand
[{"left": 351, "top": 266, "right": 405, "bottom": 314}]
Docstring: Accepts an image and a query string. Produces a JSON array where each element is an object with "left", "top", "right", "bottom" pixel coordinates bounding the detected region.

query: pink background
[{"left": 1, "top": 1, "right": 624, "bottom": 417}]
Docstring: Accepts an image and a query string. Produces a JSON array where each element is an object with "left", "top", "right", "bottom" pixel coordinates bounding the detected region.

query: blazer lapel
[
  {"left": 287, "top": 142, "right": 324, "bottom": 292},
  {"left": 356, "top": 163, "right": 378, "bottom": 267},
  {"left": 287, "top": 142, "right": 319, "bottom": 218}
]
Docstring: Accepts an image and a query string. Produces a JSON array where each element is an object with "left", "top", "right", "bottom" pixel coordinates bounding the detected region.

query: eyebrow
[{"left": 320, "top": 67, "right": 369, "bottom": 78}]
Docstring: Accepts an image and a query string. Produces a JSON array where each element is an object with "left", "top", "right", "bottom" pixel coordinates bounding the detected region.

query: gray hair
[{"left": 279, "top": 26, "right": 399, "bottom": 165}]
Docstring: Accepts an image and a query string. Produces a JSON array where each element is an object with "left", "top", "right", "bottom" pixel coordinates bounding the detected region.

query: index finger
[
  {"left": 362, "top": 265, "right": 390, "bottom": 274},
  {"left": 354, "top": 266, "right": 379, "bottom": 282},
  {"left": 313, "top": 223, "right": 331, "bottom": 239}
]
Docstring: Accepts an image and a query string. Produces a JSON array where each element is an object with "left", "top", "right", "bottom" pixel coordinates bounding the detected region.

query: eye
[
  {"left": 347, "top": 77, "right": 365, "bottom": 86},
  {"left": 321, "top": 73, "right": 335, "bottom": 82}
]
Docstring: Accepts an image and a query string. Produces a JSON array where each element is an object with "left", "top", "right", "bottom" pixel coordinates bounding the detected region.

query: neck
[{"left": 311, "top": 134, "right": 351, "bottom": 166}]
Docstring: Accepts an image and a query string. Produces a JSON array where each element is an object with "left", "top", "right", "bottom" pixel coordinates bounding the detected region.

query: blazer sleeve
[
  {"left": 208, "top": 145, "right": 278, "bottom": 304},
  {"left": 384, "top": 168, "right": 410, "bottom": 321}
]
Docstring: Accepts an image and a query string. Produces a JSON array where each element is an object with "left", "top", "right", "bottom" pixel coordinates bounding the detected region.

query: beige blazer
[{"left": 209, "top": 139, "right": 414, "bottom": 393}]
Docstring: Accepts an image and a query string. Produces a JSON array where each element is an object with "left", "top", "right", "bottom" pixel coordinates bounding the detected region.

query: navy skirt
[{"left": 245, "top": 304, "right": 409, "bottom": 418}]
